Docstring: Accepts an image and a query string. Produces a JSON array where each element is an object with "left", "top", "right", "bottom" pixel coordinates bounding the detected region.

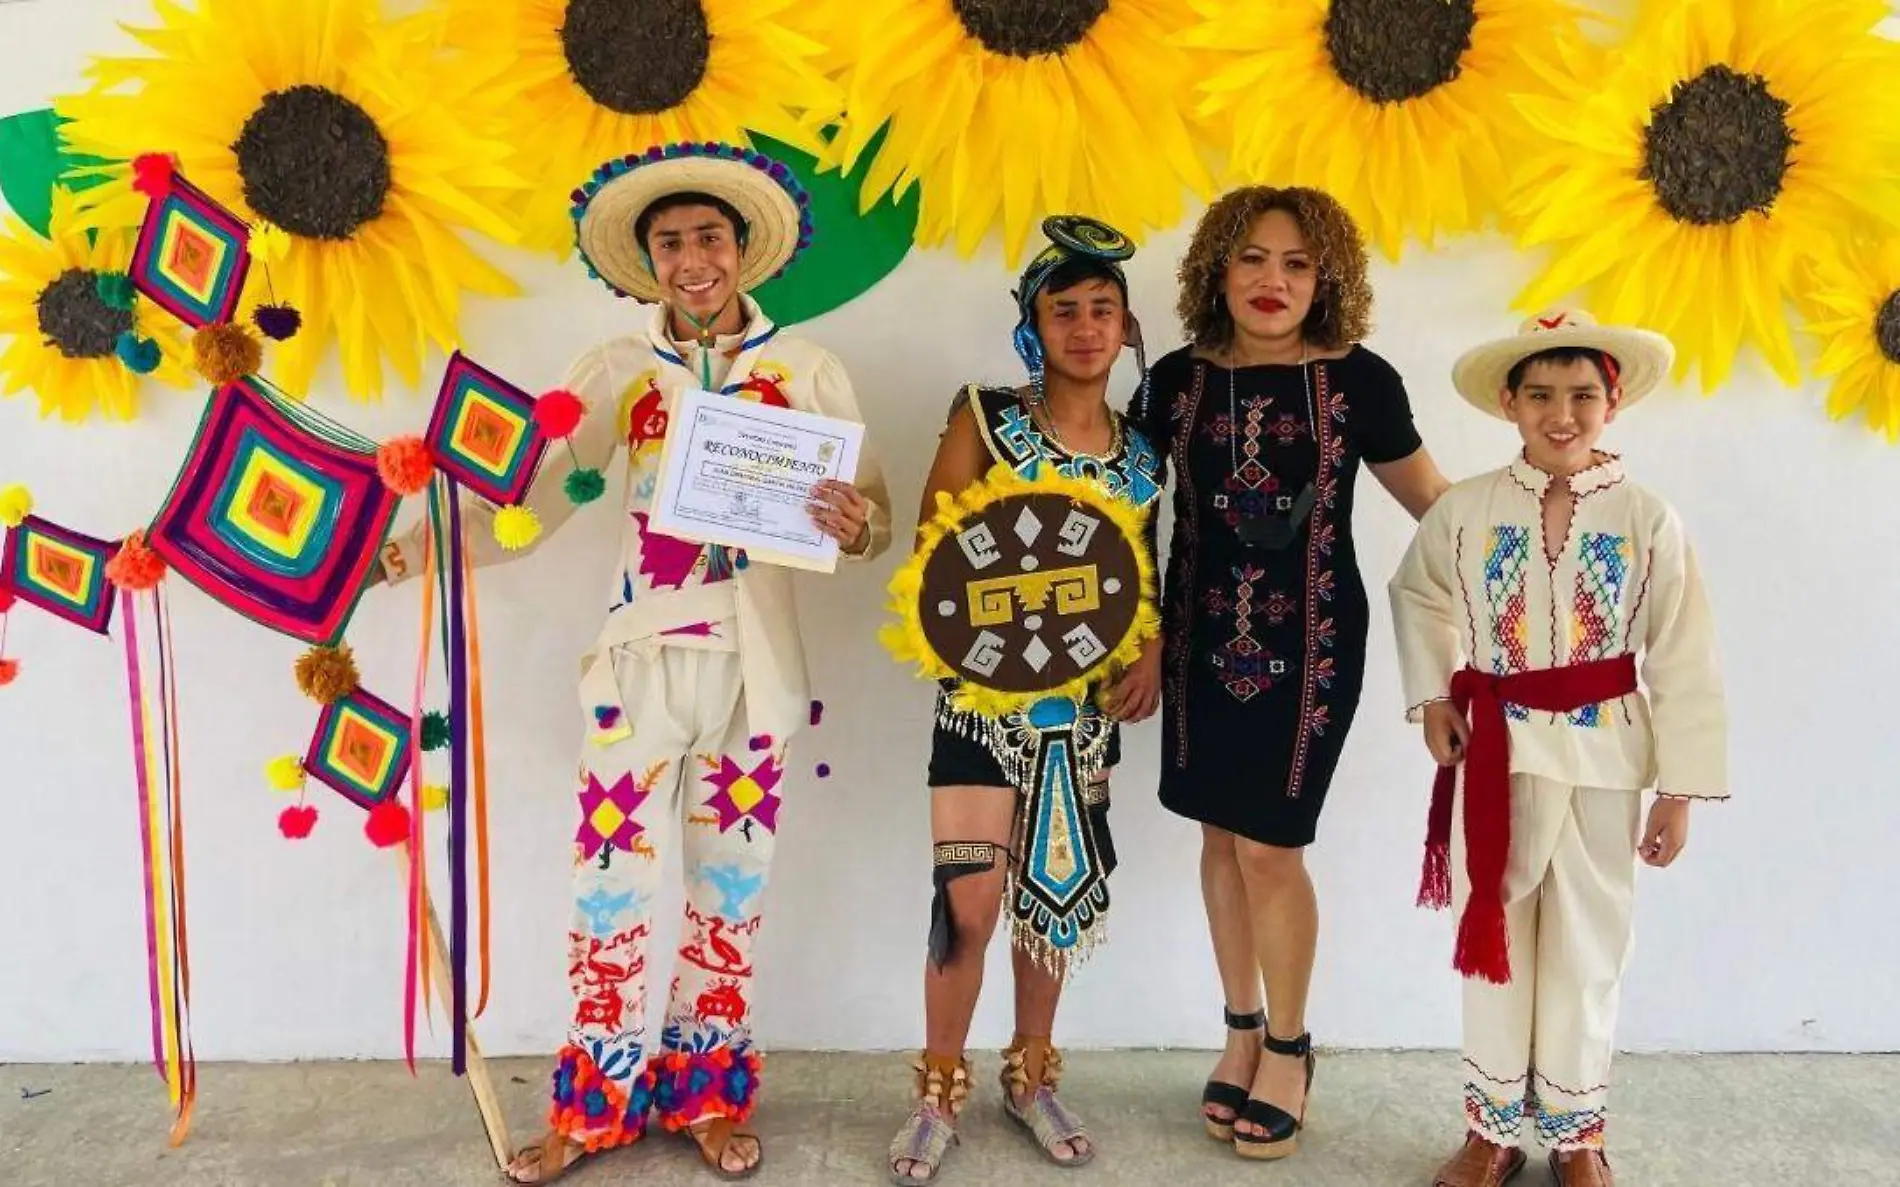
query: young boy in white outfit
[{"left": 1388, "top": 309, "right": 1728, "bottom": 1187}]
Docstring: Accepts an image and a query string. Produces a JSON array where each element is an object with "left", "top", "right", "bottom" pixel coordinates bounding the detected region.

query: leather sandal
[
  {"left": 889, "top": 1051, "right": 970, "bottom": 1186},
  {"left": 1431, "top": 1133, "right": 1526, "bottom": 1186},
  {"left": 684, "top": 1117, "right": 762, "bottom": 1181},
  {"left": 500, "top": 1131, "right": 591, "bottom": 1184},
  {"left": 1232, "top": 1029, "right": 1315, "bottom": 1161},
  {"left": 1202, "top": 1006, "right": 1264, "bottom": 1141},
  {"left": 1550, "top": 1147, "right": 1616, "bottom": 1187}
]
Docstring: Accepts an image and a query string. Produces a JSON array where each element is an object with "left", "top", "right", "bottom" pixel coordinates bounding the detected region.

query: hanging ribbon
[
  {"left": 402, "top": 504, "right": 439, "bottom": 1074},
  {"left": 121, "top": 587, "right": 193, "bottom": 1143},
  {"left": 444, "top": 478, "right": 471, "bottom": 1075},
  {"left": 461, "top": 527, "right": 492, "bottom": 1018}
]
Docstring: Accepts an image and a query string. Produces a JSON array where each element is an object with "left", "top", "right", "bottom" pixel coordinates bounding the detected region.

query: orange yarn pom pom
[
  {"left": 295, "top": 644, "right": 360, "bottom": 704},
  {"left": 0, "top": 658, "right": 18, "bottom": 686},
  {"left": 192, "top": 321, "right": 263, "bottom": 385},
  {"left": 106, "top": 530, "right": 167, "bottom": 591},
  {"left": 377, "top": 436, "right": 434, "bottom": 496}
]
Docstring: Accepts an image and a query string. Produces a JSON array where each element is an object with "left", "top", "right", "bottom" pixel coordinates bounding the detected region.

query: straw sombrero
[
  {"left": 1451, "top": 309, "right": 1674, "bottom": 419},
  {"left": 571, "top": 141, "right": 813, "bottom": 303}
]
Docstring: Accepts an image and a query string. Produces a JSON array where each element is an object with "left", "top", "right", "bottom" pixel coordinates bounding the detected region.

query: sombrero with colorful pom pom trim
[{"left": 571, "top": 141, "right": 814, "bottom": 303}]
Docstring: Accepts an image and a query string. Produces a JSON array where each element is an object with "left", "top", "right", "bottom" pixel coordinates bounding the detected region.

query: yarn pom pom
[
  {"left": 365, "top": 799, "right": 412, "bottom": 848},
  {"left": 266, "top": 754, "right": 307, "bottom": 792},
  {"left": 564, "top": 467, "right": 606, "bottom": 506},
  {"left": 95, "top": 271, "right": 137, "bottom": 311},
  {"left": 132, "top": 153, "right": 175, "bottom": 199},
  {"left": 295, "top": 644, "right": 360, "bottom": 704},
  {"left": 0, "top": 484, "right": 32, "bottom": 528},
  {"left": 0, "top": 587, "right": 14, "bottom": 612},
  {"left": 278, "top": 804, "right": 318, "bottom": 839},
  {"left": 810, "top": 700, "right": 825, "bottom": 726},
  {"left": 533, "top": 389, "right": 585, "bottom": 438},
  {"left": 815, "top": 762, "right": 831, "bottom": 779},
  {"left": 251, "top": 223, "right": 291, "bottom": 264},
  {"left": 420, "top": 710, "right": 451, "bottom": 752},
  {"left": 253, "top": 304, "right": 302, "bottom": 341},
  {"left": 192, "top": 321, "right": 263, "bottom": 385},
  {"left": 376, "top": 436, "right": 434, "bottom": 496},
  {"left": 493, "top": 505, "right": 541, "bottom": 551},
  {"left": 115, "top": 332, "right": 161, "bottom": 374},
  {"left": 0, "top": 658, "right": 18, "bottom": 686},
  {"left": 106, "top": 530, "right": 167, "bottom": 591},
  {"left": 422, "top": 783, "right": 450, "bottom": 812}
]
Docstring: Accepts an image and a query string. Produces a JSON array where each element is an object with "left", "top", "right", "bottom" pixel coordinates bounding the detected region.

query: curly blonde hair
[{"left": 1175, "top": 186, "right": 1373, "bottom": 353}]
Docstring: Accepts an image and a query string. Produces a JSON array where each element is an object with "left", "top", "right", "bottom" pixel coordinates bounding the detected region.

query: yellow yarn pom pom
[
  {"left": 422, "top": 783, "right": 450, "bottom": 812},
  {"left": 252, "top": 223, "right": 291, "bottom": 264},
  {"left": 493, "top": 505, "right": 542, "bottom": 551},
  {"left": 266, "top": 754, "right": 306, "bottom": 792},
  {"left": 0, "top": 484, "right": 32, "bottom": 529}
]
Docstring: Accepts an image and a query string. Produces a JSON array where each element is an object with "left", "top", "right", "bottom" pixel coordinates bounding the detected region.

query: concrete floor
[{"left": 1, "top": 1050, "right": 1895, "bottom": 1186}]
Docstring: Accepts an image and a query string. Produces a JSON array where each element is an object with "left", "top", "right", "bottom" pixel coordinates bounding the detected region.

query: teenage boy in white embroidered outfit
[
  {"left": 1387, "top": 310, "right": 1727, "bottom": 1187},
  {"left": 379, "top": 142, "right": 892, "bottom": 1183}
]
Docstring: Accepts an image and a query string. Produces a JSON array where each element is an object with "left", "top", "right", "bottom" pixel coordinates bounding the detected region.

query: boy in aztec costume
[
  {"left": 376, "top": 142, "right": 892, "bottom": 1182},
  {"left": 887, "top": 217, "right": 1166, "bottom": 1185},
  {"left": 1388, "top": 311, "right": 1727, "bottom": 1187}
]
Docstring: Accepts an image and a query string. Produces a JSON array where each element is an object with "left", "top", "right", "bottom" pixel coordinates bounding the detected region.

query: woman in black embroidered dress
[{"left": 1132, "top": 187, "right": 1449, "bottom": 1161}]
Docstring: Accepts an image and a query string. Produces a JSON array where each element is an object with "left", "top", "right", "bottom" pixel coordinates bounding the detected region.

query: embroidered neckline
[{"left": 1507, "top": 450, "right": 1624, "bottom": 499}]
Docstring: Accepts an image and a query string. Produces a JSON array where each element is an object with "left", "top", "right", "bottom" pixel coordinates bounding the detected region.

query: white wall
[{"left": 3, "top": 1, "right": 1896, "bottom": 1065}]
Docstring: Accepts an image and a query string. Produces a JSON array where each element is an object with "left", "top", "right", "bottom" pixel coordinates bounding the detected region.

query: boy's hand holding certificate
[{"left": 648, "top": 388, "right": 866, "bottom": 572}]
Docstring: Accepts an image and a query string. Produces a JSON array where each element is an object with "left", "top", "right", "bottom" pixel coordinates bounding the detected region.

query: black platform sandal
[
  {"left": 1232, "top": 1029, "right": 1315, "bottom": 1161},
  {"left": 1200, "top": 1007, "right": 1264, "bottom": 1141}
]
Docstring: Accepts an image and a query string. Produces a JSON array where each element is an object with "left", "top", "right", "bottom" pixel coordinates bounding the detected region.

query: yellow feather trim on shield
[{"left": 880, "top": 462, "right": 1160, "bottom": 721}]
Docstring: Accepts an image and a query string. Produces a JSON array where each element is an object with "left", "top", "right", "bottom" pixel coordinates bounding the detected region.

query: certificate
[{"left": 648, "top": 387, "right": 864, "bottom": 573}]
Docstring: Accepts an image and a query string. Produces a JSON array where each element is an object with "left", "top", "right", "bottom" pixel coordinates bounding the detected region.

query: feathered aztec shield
[
  {"left": 883, "top": 464, "right": 1157, "bottom": 973},
  {"left": 883, "top": 463, "right": 1158, "bottom": 719}
]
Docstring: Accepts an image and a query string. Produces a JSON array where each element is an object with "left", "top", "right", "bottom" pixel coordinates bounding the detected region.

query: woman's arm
[{"left": 1369, "top": 446, "right": 1452, "bottom": 523}]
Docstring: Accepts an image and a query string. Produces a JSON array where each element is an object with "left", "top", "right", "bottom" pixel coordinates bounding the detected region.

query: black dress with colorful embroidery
[{"left": 1133, "top": 346, "right": 1421, "bottom": 846}]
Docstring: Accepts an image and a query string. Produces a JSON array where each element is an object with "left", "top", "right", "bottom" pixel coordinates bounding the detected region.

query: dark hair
[
  {"left": 1042, "top": 256, "right": 1128, "bottom": 301},
  {"left": 634, "top": 191, "right": 749, "bottom": 253},
  {"left": 1505, "top": 346, "right": 1620, "bottom": 393}
]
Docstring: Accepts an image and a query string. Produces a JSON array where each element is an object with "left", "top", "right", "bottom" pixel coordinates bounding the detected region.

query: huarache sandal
[
  {"left": 685, "top": 1116, "right": 763, "bottom": 1181},
  {"left": 501, "top": 1131, "right": 592, "bottom": 1184},
  {"left": 1233, "top": 1029, "right": 1315, "bottom": 1161},
  {"left": 1550, "top": 1147, "right": 1616, "bottom": 1187},
  {"left": 889, "top": 1051, "right": 969, "bottom": 1186},
  {"left": 1431, "top": 1133, "right": 1527, "bottom": 1186},
  {"left": 1202, "top": 1006, "right": 1265, "bottom": 1140},
  {"left": 1000, "top": 1035, "right": 1095, "bottom": 1169}
]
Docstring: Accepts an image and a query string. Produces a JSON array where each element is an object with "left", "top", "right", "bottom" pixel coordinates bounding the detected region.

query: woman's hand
[
  {"left": 1104, "top": 637, "right": 1163, "bottom": 723},
  {"left": 1422, "top": 700, "right": 1469, "bottom": 766},
  {"left": 809, "top": 479, "right": 870, "bottom": 553}
]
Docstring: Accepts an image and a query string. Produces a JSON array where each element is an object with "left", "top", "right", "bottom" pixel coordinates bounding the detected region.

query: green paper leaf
[
  {"left": 0, "top": 107, "right": 115, "bottom": 239},
  {"left": 751, "top": 129, "right": 918, "bottom": 327}
]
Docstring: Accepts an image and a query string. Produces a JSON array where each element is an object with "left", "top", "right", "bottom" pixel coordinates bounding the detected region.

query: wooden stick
[{"left": 421, "top": 886, "right": 514, "bottom": 1170}]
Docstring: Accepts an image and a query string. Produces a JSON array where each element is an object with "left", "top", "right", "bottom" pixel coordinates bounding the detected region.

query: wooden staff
[{"left": 418, "top": 881, "right": 514, "bottom": 1169}]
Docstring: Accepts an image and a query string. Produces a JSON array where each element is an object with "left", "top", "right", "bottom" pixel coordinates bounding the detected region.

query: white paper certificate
[{"left": 648, "top": 387, "right": 864, "bottom": 572}]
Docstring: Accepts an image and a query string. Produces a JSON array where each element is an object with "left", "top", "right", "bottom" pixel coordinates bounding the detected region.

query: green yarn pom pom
[
  {"left": 420, "top": 710, "right": 451, "bottom": 752},
  {"left": 565, "top": 467, "right": 607, "bottom": 506},
  {"left": 95, "top": 271, "right": 137, "bottom": 311}
]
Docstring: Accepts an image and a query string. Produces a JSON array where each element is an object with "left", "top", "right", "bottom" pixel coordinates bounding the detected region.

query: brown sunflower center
[
  {"left": 233, "top": 85, "right": 391, "bottom": 241},
  {"left": 562, "top": 0, "right": 711, "bottom": 115},
  {"left": 36, "top": 269, "right": 132, "bottom": 360},
  {"left": 1877, "top": 291, "right": 1900, "bottom": 366},
  {"left": 952, "top": 0, "right": 1108, "bottom": 58},
  {"left": 1641, "top": 64, "right": 1794, "bottom": 226},
  {"left": 1325, "top": 0, "right": 1476, "bottom": 104}
]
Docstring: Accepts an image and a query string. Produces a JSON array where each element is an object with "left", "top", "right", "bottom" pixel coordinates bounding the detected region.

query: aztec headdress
[
  {"left": 1451, "top": 308, "right": 1674, "bottom": 419},
  {"left": 571, "top": 141, "right": 814, "bottom": 303},
  {"left": 1011, "top": 215, "right": 1148, "bottom": 406}
]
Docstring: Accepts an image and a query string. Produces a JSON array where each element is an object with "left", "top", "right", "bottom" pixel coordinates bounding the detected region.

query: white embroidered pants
[
  {"left": 1452, "top": 773, "right": 1642, "bottom": 1151},
  {"left": 551, "top": 646, "right": 788, "bottom": 1149}
]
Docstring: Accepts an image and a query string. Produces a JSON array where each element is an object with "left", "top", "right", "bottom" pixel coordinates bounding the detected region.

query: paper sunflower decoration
[
  {"left": 54, "top": 0, "right": 526, "bottom": 401},
  {"left": 1800, "top": 241, "right": 1900, "bottom": 442},
  {"left": 1506, "top": 0, "right": 1900, "bottom": 392},
  {"left": 823, "top": 0, "right": 1213, "bottom": 266},
  {"left": 442, "top": 0, "right": 841, "bottom": 254},
  {"left": 1180, "top": 0, "right": 1588, "bottom": 261},
  {"left": 0, "top": 187, "right": 189, "bottom": 422}
]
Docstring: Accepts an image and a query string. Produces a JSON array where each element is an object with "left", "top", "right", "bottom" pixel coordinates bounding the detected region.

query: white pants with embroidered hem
[
  {"left": 553, "top": 645, "right": 791, "bottom": 1146},
  {"left": 1452, "top": 772, "right": 1641, "bottom": 1151}
]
